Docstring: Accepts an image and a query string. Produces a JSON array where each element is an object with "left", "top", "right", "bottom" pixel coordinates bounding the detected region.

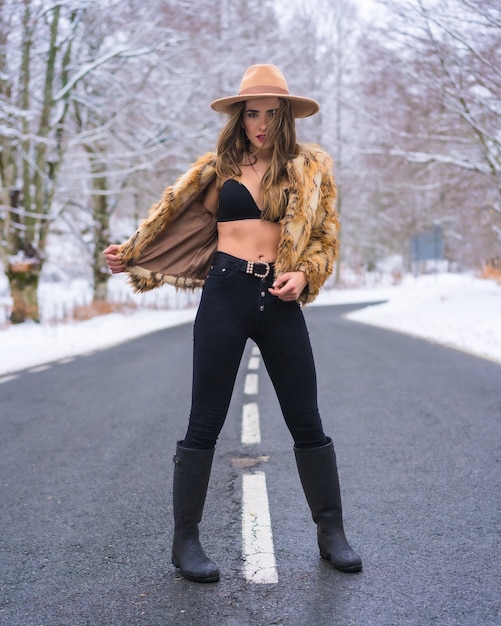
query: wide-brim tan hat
[{"left": 210, "top": 64, "right": 319, "bottom": 118}]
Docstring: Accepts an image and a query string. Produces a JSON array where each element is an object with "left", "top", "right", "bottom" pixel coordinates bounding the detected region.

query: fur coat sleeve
[
  {"left": 277, "top": 144, "right": 339, "bottom": 304},
  {"left": 118, "top": 152, "right": 219, "bottom": 292},
  {"left": 117, "top": 144, "right": 339, "bottom": 305}
]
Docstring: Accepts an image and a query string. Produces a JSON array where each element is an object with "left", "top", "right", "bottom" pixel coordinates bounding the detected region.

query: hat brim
[{"left": 210, "top": 93, "right": 319, "bottom": 118}]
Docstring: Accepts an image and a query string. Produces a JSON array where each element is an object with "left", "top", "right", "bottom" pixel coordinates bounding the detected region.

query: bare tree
[
  {"left": 357, "top": 0, "right": 501, "bottom": 268},
  {"left": 0, "top": 0, "right": 174, "bottom": 321}
]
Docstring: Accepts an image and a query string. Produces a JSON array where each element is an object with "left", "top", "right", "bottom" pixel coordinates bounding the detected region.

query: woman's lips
[{"left": 257, "top": 134, "right": 266, "bottom": 142}]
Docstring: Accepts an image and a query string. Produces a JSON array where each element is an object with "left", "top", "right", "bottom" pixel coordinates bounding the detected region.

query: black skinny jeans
[{"left": 182, "top": 251, "right": 328, "bottom": 450}]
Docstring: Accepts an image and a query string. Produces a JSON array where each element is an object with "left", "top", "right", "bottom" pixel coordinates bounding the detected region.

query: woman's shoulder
[
  {"left": 289, "top": 143, "right": 334, "bottom": 177},
  {"left": 173, "top": 152, "right": 217, "bottom": 192},
  {"left": 295, "top": 143, "right": 333, "bottom": 165},
  {"left": 191, "top": 151, "right": 218, "bottom": 169}
]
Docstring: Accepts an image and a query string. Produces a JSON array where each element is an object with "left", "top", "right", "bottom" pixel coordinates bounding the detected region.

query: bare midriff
[{"left": 217, "top": 219, "right": 281, "bottom": 263}]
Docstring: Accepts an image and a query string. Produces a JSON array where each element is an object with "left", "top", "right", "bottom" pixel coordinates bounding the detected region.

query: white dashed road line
[
  {"left": 244, "top": 373, "right": 258, "bottom": 395},
  {"left": 242, "top": 471, "right": 279, "bottom": 584},
  {"left": 240, "top": 345, "right": 278, "bottom": 584},
  {"left": 241, "top": 402, "right": 261, "bottom": 445},
  {"left": 248, "top": 356, "right": 260, "bottom": 370}
]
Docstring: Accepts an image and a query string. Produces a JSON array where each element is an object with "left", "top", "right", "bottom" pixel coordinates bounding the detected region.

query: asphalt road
[{"left": 1, "top": 303, "right": 500, "bottom": 626}]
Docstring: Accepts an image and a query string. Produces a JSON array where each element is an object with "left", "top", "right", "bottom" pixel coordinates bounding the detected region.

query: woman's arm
[{"left": 293, "top": 169, "right": 339, "bottom": 303}]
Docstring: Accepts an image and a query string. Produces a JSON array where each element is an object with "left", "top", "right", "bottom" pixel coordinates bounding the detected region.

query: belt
[{"left": 212, "top": 251, "right": 274, "bottom": 279}]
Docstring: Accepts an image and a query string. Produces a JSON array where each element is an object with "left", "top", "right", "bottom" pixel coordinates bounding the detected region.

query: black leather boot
[
  {"left": 171, "top": 441, "right": 220, "bottom": 582},
  {"left": 294, "top": 437, "right": 362, "bottom": 573}
]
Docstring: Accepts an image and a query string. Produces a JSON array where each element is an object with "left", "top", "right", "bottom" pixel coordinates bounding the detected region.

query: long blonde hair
[{"left": 215, "top": 98, "right": 298, "bottom": 221}]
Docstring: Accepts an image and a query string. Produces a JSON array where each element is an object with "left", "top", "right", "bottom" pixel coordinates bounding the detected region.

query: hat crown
[{"left": 239, "top": 64, "right": 289, "bottom": 96}]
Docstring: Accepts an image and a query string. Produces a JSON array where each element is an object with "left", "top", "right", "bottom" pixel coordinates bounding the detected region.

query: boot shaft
[
  {"left": 294, "top": 436, "right": 362, "bottom": 572},
  {"left": 173, "top": 441, "right": 215, "bottom": 525},
  {"left": 171, "top": 441, "right": 220, "bottom": 582},
  {"left": 293, "top": 437, "right": 342, "bottom": 523}
]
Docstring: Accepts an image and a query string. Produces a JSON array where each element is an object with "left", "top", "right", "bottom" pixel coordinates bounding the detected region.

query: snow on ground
[
  {"left": 0, "top": 272, "right": 500, "bottom": 378},
  {"left": 318, "top": 273, "right": 501, "bottom": 364}
]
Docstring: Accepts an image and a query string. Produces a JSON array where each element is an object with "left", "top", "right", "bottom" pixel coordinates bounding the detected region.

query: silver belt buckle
[{"left": 246, "top": 260, "right": 270, "bottom": 279}]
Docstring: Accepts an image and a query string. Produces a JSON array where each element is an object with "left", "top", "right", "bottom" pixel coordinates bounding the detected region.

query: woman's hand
[
  {"left": 268, "top": 271, "right": 307, "bottom": 301},
  {"left": 103, "top": 244, "right": 126, "bottom": 274}
]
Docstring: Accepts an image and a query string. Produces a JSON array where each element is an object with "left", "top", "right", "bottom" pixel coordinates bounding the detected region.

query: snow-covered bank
[
  {"left": 0, "top": 308, "right": 197, "bottom": 376},
  {"left": 339, "top": 273, "right": 501, "bottom": 364},
  {"left": 0, "top": 273, "right": 499, "bottom": 377}
]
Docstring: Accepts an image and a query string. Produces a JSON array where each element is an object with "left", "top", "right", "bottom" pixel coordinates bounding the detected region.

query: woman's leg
[
  {"left": 182, "top": 270, "right": 250, "bottom": 449},
  {"left": 173, "top": 264, "right": 251, "bottom": 582},
  {"left": 255, "top": 297, "right": 362, "bottom": 572},
  {"left": 254, "top": 300, "right": 327, "bottom": 448}
]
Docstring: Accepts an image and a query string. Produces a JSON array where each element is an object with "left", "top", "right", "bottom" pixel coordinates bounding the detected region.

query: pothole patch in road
[{"left": 229, "top": 456, "right": 269, "bottom": 469}]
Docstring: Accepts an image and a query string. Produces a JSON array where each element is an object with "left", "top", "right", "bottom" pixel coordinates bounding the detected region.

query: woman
[{"left": 104, "top": 64, "right": 362, "bottom": 583}]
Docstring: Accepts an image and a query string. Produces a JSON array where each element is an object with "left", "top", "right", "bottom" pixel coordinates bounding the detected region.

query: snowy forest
[{"left": 0, "top": 0, "right": 500, "bottom": 323}]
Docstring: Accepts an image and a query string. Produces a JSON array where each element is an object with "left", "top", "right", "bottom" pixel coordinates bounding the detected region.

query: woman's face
[{"left": 242, "top": 96, "right": 280, "bottom": 153}]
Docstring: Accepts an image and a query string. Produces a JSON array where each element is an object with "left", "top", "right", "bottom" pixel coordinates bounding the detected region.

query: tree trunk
[
  {"left": 93, "top": 275, "right": 108, "bottom": 303},
  {"left": 6, "top": 265, "right": 40, "bottom": 323}
]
